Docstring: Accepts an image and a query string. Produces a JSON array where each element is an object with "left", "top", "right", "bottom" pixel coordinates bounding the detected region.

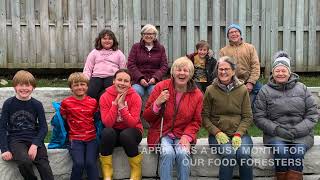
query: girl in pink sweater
[{"left": 83, "top": 29, "right": 126, "bottom": 101}]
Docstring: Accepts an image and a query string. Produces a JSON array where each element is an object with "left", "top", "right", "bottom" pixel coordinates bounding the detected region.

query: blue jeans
[
  {"left": 160, "top": 136, "right": 191, "bottom": 180},
  {"left": 249, "top": 81, "right": 262, "bottom": 105},
  {"left": 209, "top": 134, "right": 253, "bottom": 180},
  {"left": 132, "top": 84, "right": 155, "bottom": 97},
  {"left": 69, "top": 139, "right": 99, "bottom": 180},
  {"left": 267, "top": 140, "right": 307, "bottom": 172}
]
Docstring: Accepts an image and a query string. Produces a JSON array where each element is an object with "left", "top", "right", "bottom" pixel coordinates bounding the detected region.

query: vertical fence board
[
  {"left": 212, "top": 0, "right": 220, "bottom": 59},
  {"left": 147, "top": 0, "right": 154, "bottom": 24},
  {"left": 264, "top": 0, "right": 272, "bottom": 76},
  {"left": 82, "top": 0, "right": 91, "bottom": 63},
  {"left": 55, "top": 0, "right": 64, "bottom": 68},
  {"left": 133, "top": 0, "right": 141, "bottom": 43},
  {"left": 68, "top": 0, "right": 77, "bottom": 64},
  {"left": 260, "top": 0, "right": 266, "bottom": 67},
  {"left": 96, "top": 0, "right": 105, "bottom": 33},
  {"left": 11, "top": 0, "right": 22, "bottom": 66},
  {"left": 0, "top": 0, "right": 7, "bottom": 67},
  {"left": 308, "top": 0, "right": 316, "bottom": 68},
  {"left": 295, "top": 0, "right": 304, "bottom": 71},
  {"left": 160, "top": 0, "right": 169, "bottom": 62},
  {"left": 199, "top": 0, "right": 207, "bottom": 41},
  {"left": 123, "top": 0, "right": 132, "bottom": 59},
  {"left": 187, "top": 0, "right": 194, "bottom": 53},
  {"left": 270, "top": 0, "right": 278, "bottom": 69},
  {"left": 252, "top": 0, "right": 259, "bottom": 55},
  {"left": 238, "top": 0, "right": 246, "bottom": 40},
  {"left": 111, "top": 0, "right": 119, "bottom": 38},
  {"left": 26, "top": 0, "right": 36, "bottom": 67},
  {"left": 172, "top": 0, "right": 181, "bottom": 62},
  {"left": 225, "top": 0, "right": 233, "bottom": 45},
  {"left": 39, "top": 0, "right": 49, "bottom": 67},
  {"left": 283, "top": 0, "right": 290, "bottom": 54}
]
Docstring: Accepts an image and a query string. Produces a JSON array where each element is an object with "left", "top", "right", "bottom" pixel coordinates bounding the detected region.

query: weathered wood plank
[
  {"left": 260, "top": 0, "right": 266, "bottom": 67},
  {"left": 68, "top": 0, "right": 77, "bottom": 64},
  {"left": 160, "top": 0, "right": 169, "bottom": 61},
  {"left": 212, "top": 0, "right": 220, "bottom": 59},
  {"left": 147, "top": 0, "right": 154, "bottom": 25},
  {"left": 270, "top": 0, "right": 278, "bottom": 69},
  {"left": 264, "top": 0, "right": 272, "bottom": 77},
  {"left": 295, "top": 0, "right": 304, "bottom": 71},
  {"left": 187, "top": 0, "right": 195, "bottom": 53},
  {"left": 283, "top": 0, "right": 290, "bottom": 54},
  {"left": 172, "top": 0, "right": 181, "bottom": 62},
  {"left": 11, "top": 0, "right": 22, "bottom": 65},
  {"left": 96, "top": 0, "right": 105, "bottom": 33},
  {"left": 111, "top": 0, "right": 119, "bottom": 38},
  {"left": 238, "top": 0, "right": 246, "bottom": 41},
  {"left": 133, "top": 0, "right": 141, "bottom": 43},
  {"left": 252, "top": 0, "right": 259, "bottom": 56},
  {"left": 308, "top": 0, "right": 316, "bottom": 67},
  {"left": 199, "top": 0, "right": 207, "bottom": 41},
  {"left": 82, "top": 0, "right": 91, "bottom": 63},
  {"left": 26, "top": 0, "right": 36, "bottom": 67},
  {"left": 0, "top": 0, "right": 7, "bottom": 67},
  {"left": 123, "top": 0, "right": 132, "bottom": 59},
  {"left": 55, "top": 0, "right": 64, "bottom": 68},
  {"left": 225, "top": 0, "right": 233, "bottom": 45},
  {"left": 39, "top": 0, "right": 50, "bottom": 67}
]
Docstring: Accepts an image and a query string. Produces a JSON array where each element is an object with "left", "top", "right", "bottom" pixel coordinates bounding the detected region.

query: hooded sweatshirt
[{"left": 99, "top": 85, "right": 143, "bottom": 133}]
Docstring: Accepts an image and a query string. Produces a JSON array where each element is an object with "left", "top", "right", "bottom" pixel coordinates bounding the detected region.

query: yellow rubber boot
[
  {"left": 99, "top": 154, "right": 113, "bottom": 180},
  {"left": 128, "top": 153, "right": 142, "bottom": 180}
]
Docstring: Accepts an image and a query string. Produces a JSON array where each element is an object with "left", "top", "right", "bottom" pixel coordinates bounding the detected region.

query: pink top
[{"left": 83, "top": 49, "right": 126, "bottom": 79}]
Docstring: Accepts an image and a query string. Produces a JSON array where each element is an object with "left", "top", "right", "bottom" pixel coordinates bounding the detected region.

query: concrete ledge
[
  {"left": 0, "top": 137, "right": 320, "bottom": 180},
  {"left": 0, "top": 87, "right": 319, "bottom": 128}
]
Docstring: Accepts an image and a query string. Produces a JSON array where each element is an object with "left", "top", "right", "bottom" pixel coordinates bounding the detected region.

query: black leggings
[
  {"left": 100, "top": 127, "right": 142, "bottom": 157},
  {"left": 87, "top": 76, "right": 113, "bottom": 101}
]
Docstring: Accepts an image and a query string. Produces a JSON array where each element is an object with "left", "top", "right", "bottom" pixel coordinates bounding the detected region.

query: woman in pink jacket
[
  {"left": 143, "top": 57, "right": 203, "bottom": 180},
  {"left": 99, "top": 69, "right": 143, "bottom": 180},
  {"left": 83, "top": 29, "right": 126, "bottom": 101}
]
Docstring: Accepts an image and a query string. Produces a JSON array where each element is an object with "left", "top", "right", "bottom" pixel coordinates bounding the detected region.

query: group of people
[{"left": 0, "top": 23, "right": 318, "bottom": 180}]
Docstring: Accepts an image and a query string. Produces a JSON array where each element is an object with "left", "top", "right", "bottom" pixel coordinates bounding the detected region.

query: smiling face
[
  {"left": 173, "top": 65, "right": 191, "bottom": 88},
  {"left": 113, "top": 72, "right": 131, "bottom": 94},
  {"left": 71, "top": 82, "right": 88, "bottom": 99},
  {"left": 101, "top": 34, "right": 114, "bottom": 50},
  {"left": 14, "top": 83, "right": 34, "bottom": 100},
  {"left": 272, "top": 66, "right": 290, "bottom": 84},
  {"left": 227, "top": 28, "right": 241, "bottom": 43},
  {"left": 217, "top": 61, "right": 235, "bottom": 85},
  {"left": 197, "top": 47, "right": 209, "bottom": 59},
  {"left": 142, "top": 29, "right": 156, "bottom": 46}
]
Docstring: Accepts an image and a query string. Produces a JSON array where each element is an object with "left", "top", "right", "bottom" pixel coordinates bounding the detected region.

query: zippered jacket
[{"left": 143, "top": 78, "right": 203, "bottom": 147}]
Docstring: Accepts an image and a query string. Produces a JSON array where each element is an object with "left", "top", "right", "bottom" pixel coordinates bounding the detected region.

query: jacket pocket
[{"left": 218, "top": 116, "right": 240, "bottom": 134}]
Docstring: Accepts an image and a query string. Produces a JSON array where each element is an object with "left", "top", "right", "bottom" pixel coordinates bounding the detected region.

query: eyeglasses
[
  {"left": 228, "top": 30, "right": 240, "bottom": 35},
  {"left": 143, "top": 33, "right": 156, "bottom": 36},
  {"left": 218, "top": 68, "right": 232, "bottom": 72}
]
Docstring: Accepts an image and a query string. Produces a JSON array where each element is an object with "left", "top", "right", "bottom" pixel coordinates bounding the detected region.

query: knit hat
[
  {"left": 227, "top": 24, "right": 242, "bottom": 37},
  {"left": 272, "top": 51, "right": 291, "bottom": 73}
]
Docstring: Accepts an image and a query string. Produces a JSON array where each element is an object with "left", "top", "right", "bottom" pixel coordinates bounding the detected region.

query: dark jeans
[
  {"left": 249, "top": 81, "right": 262, "bottom": 105},
  {"left": 69, "top": 139, "right": 99, "bottom": 180},
  {"left": 87, "top": 77, "right": 113, "bottom": 101},
  {"left": 100, "top": 127, "right": 142, "bottom": 157},
  {"left": 10, "top": 140, "right": 54, "bottom": 180},
  {"left": 267, "top": 140, "right": 308, "bottom": 172},
  {"left": 208, "top": 134, "right": 253, "bottom": 180}
]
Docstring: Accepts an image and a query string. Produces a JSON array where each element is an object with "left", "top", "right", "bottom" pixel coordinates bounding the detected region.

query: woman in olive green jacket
[{"left": 202, "top": 56, "right": 253, "bottom": 180}]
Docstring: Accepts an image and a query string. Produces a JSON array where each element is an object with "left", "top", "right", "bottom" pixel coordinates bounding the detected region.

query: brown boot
[
  {"left": 287, "top": 170, "right": 303, "bottom": 180},
  {"left": 275, "top": 171, "right": 287, "bottom": 180}
]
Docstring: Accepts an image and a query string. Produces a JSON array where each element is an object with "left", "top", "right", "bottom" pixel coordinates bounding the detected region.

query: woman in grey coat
[{"left": 253, "top": 51, "right": 319, "bottom": 180}]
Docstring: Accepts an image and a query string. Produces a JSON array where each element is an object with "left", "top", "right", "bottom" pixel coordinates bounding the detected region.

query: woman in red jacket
[
  {"left": 143, "top": 57, "right": 203, "bottom": 180},
  {"left": 127, "top": 24, "right": 168, "bottom": 98},
  {"left": 99, "top": 69, "right": 143, "bottom": 180}
]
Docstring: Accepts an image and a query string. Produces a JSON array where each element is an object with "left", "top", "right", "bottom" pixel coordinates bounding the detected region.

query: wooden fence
[{"left": 0, "top": 0, "right": 319, "bottom": 75}]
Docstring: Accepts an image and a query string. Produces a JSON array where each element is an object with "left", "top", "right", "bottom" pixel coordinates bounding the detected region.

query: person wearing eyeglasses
[
  {"left": 127, "top": 24, "right": 169, "bottom": 98},
  {"left": 219, "top": 24, "right": 261, "bottom": 104},
  {"left": 202, "top": 56, "right": 253, "bottom": 180}
]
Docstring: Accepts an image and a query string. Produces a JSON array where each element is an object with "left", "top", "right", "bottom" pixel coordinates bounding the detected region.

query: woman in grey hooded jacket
[{"left": 253, "top": 51, "right": 319, "bottom": 180}]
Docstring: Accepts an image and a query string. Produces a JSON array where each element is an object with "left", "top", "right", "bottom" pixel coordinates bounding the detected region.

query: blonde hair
[
  {"left": 141, "top": 24, "right": 158, "bottom": 37},
  {"left": 67, "top": 72, "right": 89, "bottom": 88},
  {"left": 171, "top": 57, "right": 194, "bottom": 79},
  {"left": 12, "top": 70, "right": 36, "bottom": 88}
]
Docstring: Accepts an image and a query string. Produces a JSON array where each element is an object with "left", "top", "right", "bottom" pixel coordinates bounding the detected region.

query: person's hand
[
  {"left": 140, "top": 79, "right": 148, "bottom": 87},
  {"left": 148, "top": 78, "right": 156, "bottom": 85},
  {"left": 112, "top": 93, "right": 122, "bottom": 106},
  {"left": 232, "top": 135, "right": 242, "bottom": 150},
  {"left": 208, "top": 49, "right": 214, "bottom": 57},
  {"left": 179, "top": 136, "right": 191, "bottom": 152},
  {"left": 118, "top": 92, "right": 127, "bottom": 109},
  {"left": 28, "top": 144, "right": 38, "bottom": 160},
  {"left": 275, "top": 126, "right": 294, "bottom": 140},
  {"left": 155, "top": 89, "right": 169, "bottom": 106},
  {"left": 215, "top": 132, "right": 230, "bottom": 144},
  {"left": 246, "top": 82, "right": 254, "bottom": 93},
  {"left": 1, "top": 151, "right": 13, "bottom": 161}
]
